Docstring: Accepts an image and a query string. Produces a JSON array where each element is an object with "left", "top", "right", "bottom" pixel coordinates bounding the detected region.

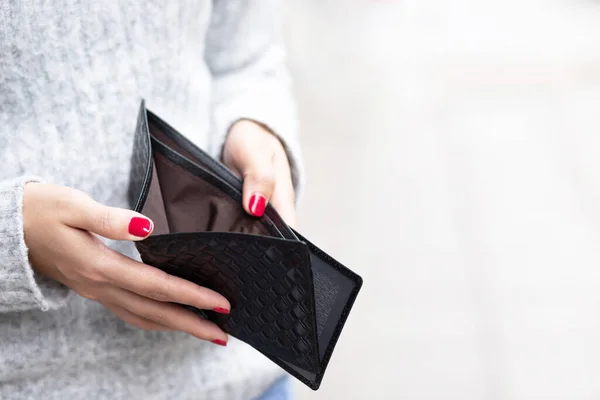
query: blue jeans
[{"left": 254, "top": 377, "right": 293, "bottom": 400}]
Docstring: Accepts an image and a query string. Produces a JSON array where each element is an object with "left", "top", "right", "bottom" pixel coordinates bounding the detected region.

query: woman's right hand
[{"left": 22, "top": 183, "right": 230, "bottom": 346}]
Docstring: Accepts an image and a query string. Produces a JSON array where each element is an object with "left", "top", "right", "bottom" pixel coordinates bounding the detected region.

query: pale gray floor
[{"left": 282, "top": 1, "right": 600, "bottom": 399}]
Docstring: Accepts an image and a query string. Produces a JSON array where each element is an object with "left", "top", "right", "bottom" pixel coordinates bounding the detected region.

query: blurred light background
[{"left": 281, "top": 1, "right": 600, "bottom": 399}]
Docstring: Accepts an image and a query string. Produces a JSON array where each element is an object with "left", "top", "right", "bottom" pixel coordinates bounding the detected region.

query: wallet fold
[{"left": 127, "top": 100, "right": 362, "bottom": 390}]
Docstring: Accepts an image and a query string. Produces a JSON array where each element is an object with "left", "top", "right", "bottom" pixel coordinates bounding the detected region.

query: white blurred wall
[{"left": 282, "top": 1, "right": 600, "bottom": 399}]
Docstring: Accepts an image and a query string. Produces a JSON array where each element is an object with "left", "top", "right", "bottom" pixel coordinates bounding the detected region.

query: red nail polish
[
  {"left": 128, "top": 217, "right": 152, "bottom": 237},
  {"left": 248, "top": 194, "right": 266, "bottom": 217},
  {"left": 212, "top": 339, "right": 227, "bottom": 346},
  {"left": 213, "top": 307, "right": 230, "bottom": 315}
]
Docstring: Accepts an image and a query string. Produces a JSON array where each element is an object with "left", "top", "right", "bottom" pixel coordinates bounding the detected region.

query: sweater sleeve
[
  {"left": 0, "top": 176, "right": 70, "bottom": 313},
  {"left": 204, "top": 0, "right": 305, "bottom": 198}
]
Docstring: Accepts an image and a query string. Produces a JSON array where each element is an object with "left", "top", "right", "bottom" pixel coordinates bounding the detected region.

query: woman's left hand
[{"left": 222, "top": 120, "right": 297, "bottom": 228}]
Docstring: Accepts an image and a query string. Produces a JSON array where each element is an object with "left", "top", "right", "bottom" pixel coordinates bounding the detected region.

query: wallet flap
[
  {"left": 292, "top": 229, "right": 363, "bottom": 385},
  {"left": 136, "top": 232, "right": 320, "bottom": 374}
]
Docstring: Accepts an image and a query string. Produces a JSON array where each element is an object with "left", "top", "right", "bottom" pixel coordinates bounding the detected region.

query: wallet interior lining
[
  {"left": 278, "top": 250, "right": 358, "bottom": 384},
  {"left": 143, "top": 124, "right": 275, "bottom": 238},
  {"left": 142, "top": 163, "right": 170, "bottom": 235}
]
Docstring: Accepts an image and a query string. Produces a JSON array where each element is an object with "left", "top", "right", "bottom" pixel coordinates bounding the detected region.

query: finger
[
  {"left": 224, "top": 138, "right": 276, "bottom": 217},
  {"left": 269, "top": 154, "right": 297, "bottom": 228},
  {"left": 243, "top": 164, "right": 276, "bottom": 218},
  {"left": 103, "top": 302, "right": 172, "bottom": 331},
  {"left": 58, "top": 190, "right": 154, "bottom": 241},
  {"left": 270, "top": 191, "right": 297, "bottom": 229},
  {"left": 103, "top": 252, "right": 231, "bottom": 314},
  {"left": 105, "top": 286, "right": 228, "bottom": 344}
]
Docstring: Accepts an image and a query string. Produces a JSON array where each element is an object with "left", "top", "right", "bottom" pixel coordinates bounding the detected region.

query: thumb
[
  {"left": 223, "top": 122, "right": 280, "bottom": 217},
  {"left": 241, "top": 158, "right": 276, "bottom": 218},
  {"left": 61, "top": 190, "right": 154, "bottom": 241},
  {"left": 226, "top": 147, "right": 276, "bottom": 217}
]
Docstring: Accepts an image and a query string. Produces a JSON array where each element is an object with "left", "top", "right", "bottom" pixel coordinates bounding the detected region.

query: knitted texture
[{"left": 0, "top": 1, "right": 302, "bottom": 399}]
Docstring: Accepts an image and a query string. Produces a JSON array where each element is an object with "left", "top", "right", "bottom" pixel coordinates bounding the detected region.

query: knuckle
[
  {"left": 82, "top": 268, "right": 107, "bottom": 285},
  {"left": 247, "top": 172, "right": 275, "bottom": 189},
  {"left": 144, "top": 312, "right": 169, "bottom": 326},
  {"left": 59, "top": 259, "right": 107, "bottom": 286},
  {"left": 118, "top": 314, "right": 145, "bottom": 330},
  {"left": 83, "top": 253, "right": 111, "bottom": 284},
  {"left": 76, "top": 287, "right": 101, "bottom": 302},
  {"left": 192, "top": 332, "right": 212, "bottom": 341},
  {"left": 134, "top": 321, "right": 160, "bottom": 331},
  {"left": 93, "top": 242, "right": 114, "bottom": 263},
  {"left": 145, "top": 289, "right": 170, "bottom": 302},
  {"left": 53, "top": 196, "right": 70, "bottom": 214},
  {"left": 76, "top": 265, "right": 108, "bottom": 286},
  {"left": 95, "top": 209, "right": 114, "bottom": 235},
  {"left": 54, "top": 196, "right": 75, "bottom": 222},
  {"left": 195, "top": 295, "right": 211, "bottom": 310},
  {"left": 191, "top": 325, "right": 216, "bottom": 341},
  {"left": 54, "top": 188, "right": 88, "bottom": 215},
  {"left": 145, "top": 270, "right": 176, "bottom": 301},
  {"left": 121, "top": 315, "right": 154, "bottom": 331},
  {"left": 188, "top": 289, "right": 211, "bottom": 309},
  {"left": 119, "top": 315, "right": 140, "bottom": 328},
  {"left": 192, "top": 298, "right": 210, "bottom": 310}
]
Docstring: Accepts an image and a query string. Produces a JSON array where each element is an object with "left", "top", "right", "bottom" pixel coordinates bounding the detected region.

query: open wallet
[{"left": 127, "top": 100, "right": 363, "bottom": 390}]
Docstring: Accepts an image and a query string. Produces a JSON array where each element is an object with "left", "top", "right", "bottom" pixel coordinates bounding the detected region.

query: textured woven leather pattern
[{"left": 136, "top": 233, "right": 320, "bottom": 373}]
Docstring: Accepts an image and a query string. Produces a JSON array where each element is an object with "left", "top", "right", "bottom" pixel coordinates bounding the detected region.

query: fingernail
[
  {"left": 212, "top": 339, "right": 227, "bottom": 346},
  {"left": 248, "top": 193, "right": 266, "bottom": 217},
  {"left": 128, "top": 217, "right": 153, "bottom": 237},
  {"left": 212, "top": 307, "right": 230, "bottom": 315}
]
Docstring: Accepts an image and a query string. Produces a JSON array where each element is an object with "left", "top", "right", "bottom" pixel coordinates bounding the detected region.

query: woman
[{"left": 0, "top": 1, "right": 302, "bottom": 399}]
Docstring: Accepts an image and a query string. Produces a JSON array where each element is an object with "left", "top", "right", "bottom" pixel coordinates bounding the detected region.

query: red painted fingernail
[
  {"left": 248, "top": 193, "right": 266, "bottom": 217},
  {"left": 128, "top": 217, "right": 153, "bottom": 237},
  {"left": 213, "top": 307, "right": 230, "bottom": 315},
  {"left": 212, "top": 339, "right": 227, "bottom": 346}
]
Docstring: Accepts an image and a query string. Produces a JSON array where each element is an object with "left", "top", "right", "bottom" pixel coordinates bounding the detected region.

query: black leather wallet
[{"left": 127, "top": 100, "right": 362, "bottom": 390}]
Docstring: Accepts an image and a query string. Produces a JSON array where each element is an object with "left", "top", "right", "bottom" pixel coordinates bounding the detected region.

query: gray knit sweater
[{"left": 0, "top": 1, "right": 303, "bottom": 399}]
